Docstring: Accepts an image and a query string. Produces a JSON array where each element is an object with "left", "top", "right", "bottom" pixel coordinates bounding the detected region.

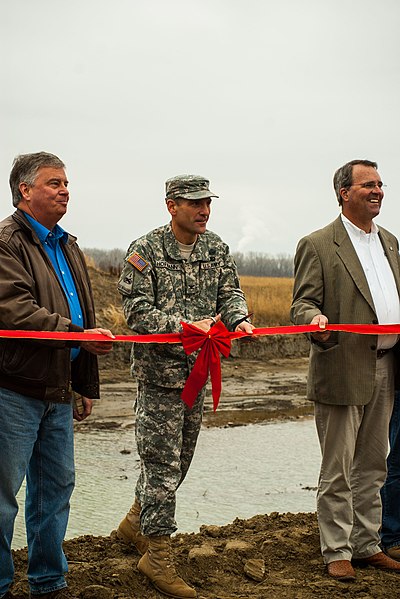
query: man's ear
[
  {"left": 19, "top": 182, "right": 30, "bottom": 201},
  {"left": 340, "top": 187, "right": 349, "bottom": 203},
  {"left": 166, "top": 198, "right": 177, "bottom": 216}
]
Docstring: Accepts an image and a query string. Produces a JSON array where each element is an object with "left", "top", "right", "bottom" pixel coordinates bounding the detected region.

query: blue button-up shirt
[{"left": 25, "top": 213, "right": 83, "bottom": 360}]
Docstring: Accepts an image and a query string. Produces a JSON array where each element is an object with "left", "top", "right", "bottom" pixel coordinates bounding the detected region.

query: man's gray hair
[
  {"left": 333, "top": 159, "right": 378, "bottom": 206},
  {"left": 9, "top": 152, "right": 65, "bottom": 207}
]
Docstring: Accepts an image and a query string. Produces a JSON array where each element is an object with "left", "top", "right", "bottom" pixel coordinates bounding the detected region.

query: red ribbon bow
[{"left": 180, "top": 320, "right": 232, "bottom": 411}]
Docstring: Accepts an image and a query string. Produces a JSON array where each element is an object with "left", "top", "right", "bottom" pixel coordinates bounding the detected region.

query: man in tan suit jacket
[{"left": 291, "top": 159, "right": 400, "bottom": 581}]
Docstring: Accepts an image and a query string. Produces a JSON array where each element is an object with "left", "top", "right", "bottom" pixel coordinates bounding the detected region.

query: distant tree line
[
  {"left": 232, "top": 252, "right": 293, "bottom": 277},
  {"left": 83, "top": 248, "right": 294, "bottom": 278},
  {"left": 83, "top": 248, "right": 126, "bottom": 276}
]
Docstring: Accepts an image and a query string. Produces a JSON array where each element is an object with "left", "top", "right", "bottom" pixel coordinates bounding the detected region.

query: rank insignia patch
[{"left": 127, "top": 252, "right": 149, "bottom": 272}]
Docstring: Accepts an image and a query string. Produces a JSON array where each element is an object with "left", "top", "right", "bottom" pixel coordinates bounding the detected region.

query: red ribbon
[
  {"left": 1, "top": 323, "right": 399, "bottom": 342},
  {"left": 1, "top": 322, "right": 399, "bottom": 411}
]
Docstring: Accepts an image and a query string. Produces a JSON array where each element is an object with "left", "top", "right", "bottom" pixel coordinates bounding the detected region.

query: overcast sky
[{"left": 1, "top": 0, "right": 400, "bottom": 257}]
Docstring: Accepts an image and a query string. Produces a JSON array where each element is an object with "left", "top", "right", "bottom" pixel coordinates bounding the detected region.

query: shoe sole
[{"left": 151, "top": 580, "right": 196, "bottom": 599}]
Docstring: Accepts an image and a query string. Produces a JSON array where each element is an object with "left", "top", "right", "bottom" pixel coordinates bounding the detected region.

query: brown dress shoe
[
  {"left": 354, "top": 551, "right": 400, "bottom": 571},
  {"left": 386, "top": 545, "right": 400, "bottom": 561},
  {"left": 327, "top": 560, "right": 356, "bottom": 581}
]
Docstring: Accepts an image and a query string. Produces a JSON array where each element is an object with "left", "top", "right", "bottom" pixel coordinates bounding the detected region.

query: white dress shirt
[{"left": 341, "top": 214, "right": 400, "bottom": 349}]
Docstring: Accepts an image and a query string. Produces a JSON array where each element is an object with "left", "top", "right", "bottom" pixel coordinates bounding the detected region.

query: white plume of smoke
[{"left": 237, "top": 218, "right": 271, "bottom": 253}]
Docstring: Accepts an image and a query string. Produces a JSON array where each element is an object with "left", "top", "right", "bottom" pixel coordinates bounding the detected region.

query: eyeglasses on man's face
[{"left": 350, "top": 181, "right": 387, "bottom": 190}]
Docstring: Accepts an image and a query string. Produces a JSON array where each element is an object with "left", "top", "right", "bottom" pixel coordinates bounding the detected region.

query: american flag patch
[{"left": 127, "top": 252, "right": 149, "bottom": 272}]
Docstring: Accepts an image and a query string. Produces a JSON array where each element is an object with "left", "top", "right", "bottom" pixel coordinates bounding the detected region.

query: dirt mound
[{"left": 9, "top": 512, "right": 397, "bottom": 598}]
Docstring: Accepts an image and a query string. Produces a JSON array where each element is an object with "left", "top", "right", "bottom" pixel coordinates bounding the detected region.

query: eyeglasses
[{"left": 350, "top": 181, "right": 387, "bottom": 190}]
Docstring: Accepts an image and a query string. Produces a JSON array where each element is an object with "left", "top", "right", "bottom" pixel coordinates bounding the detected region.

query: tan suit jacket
[{"left": 291, "top": 216, "right": 400, "bottom": 405}]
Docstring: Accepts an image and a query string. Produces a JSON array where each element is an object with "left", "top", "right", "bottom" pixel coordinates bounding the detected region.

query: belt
[{"left": 377, "top": 348, "right": 393, "bottom": 359}]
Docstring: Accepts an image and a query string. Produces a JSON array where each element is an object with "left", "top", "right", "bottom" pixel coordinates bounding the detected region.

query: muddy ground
[
  {"left": 88, "top": 355, "right": 312, "bottom": 430},
  {"left": 10, "top": 510, "right": 400, "bottom": 599}
]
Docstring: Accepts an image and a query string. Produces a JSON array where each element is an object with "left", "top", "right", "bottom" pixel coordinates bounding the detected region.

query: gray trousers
[
  {"left": 134, "top": 381, "right": 205, "bottom": 536},
  {"left": 314, "top": 353, "right": 394, "bottom": 563}
]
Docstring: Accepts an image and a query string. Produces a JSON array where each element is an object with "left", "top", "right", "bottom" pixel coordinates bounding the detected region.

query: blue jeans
[
  {"left": 381, "top": 389, "right": 400, "bottom": 549},
  {"left": 0, "top": 387, "right": 75, "bottom": 597}
]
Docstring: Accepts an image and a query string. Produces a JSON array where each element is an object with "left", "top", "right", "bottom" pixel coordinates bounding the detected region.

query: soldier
[{"left": 116, "top": 175, "right": 253, "bottom": 598}]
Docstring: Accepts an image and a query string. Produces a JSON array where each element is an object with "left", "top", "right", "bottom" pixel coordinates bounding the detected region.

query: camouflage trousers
[{"left": 134, "top": 380, "right": 206, "bottom": 536}]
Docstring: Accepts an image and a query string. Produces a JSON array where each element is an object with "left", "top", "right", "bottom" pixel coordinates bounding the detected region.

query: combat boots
[
  {"left": 116, "top": 498, "right": 149, "bottom": 555},
  {"left": 138, "top": 535, "right": 196, "bottom": 598}
]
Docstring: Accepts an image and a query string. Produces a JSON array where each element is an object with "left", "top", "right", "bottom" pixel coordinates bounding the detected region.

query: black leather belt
[{"left": 377, "top": 348, "right": 392, "bottom": 359}]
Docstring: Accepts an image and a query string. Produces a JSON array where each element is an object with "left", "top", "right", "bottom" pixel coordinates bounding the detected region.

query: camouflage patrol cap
[{"left": 165, "top": 174, "right": 219, "bottom": 201}]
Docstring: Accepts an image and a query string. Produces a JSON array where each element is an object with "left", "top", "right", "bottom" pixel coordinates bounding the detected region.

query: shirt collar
[
  {"left": 24, "top": 213, "right": 68, "bottom": 244},
  {"left": 341, "top": 213, "right": 379, "bottom": 238}
]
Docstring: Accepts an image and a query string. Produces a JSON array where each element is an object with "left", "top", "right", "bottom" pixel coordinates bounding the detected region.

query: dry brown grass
[
  {"left": 97, "top": 304, "right": 128, "bottom": 331},
  {"left": 84, "top": 254, "right": 97, "bottom": 269},
  {"left": 240, "top": 276, "right": 294, "bottom": 326}
]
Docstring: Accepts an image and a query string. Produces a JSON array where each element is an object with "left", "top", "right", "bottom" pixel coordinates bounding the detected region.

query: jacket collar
[{"left": 12, "top": 209, "right": 77, "bottom": 246}]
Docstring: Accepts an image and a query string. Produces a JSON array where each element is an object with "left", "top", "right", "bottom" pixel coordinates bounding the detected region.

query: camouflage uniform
[{"left": 118, "top": 193, "right": 249, "bottom": 537}]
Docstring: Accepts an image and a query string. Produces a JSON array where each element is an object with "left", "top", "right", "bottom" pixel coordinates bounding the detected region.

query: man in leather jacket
[{"left": 0, "top": 152, "right": 114, "bottom": 599}]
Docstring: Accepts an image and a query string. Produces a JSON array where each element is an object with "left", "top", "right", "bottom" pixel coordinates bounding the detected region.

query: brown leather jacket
[{"left": 0, "top": 210, "right": 99, "bottom": 403}]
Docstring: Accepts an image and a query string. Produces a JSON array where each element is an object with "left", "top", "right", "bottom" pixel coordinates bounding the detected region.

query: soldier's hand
[
  {"left": 235, "top": 321, "right": 254, "bottom": 334},
  {"left": 192, "top": 314, "right": 221, "bottom": 332}
]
